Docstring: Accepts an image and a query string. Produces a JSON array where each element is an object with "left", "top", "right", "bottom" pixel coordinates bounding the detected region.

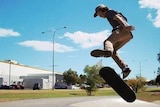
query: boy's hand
[{"left": 124, "top": 26, "right": 135, "bottom": 32}]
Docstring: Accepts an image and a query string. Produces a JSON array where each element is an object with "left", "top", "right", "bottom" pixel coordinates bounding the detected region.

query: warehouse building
[{"left": 0, "top": 60, "right": 63, "bottom": 89}]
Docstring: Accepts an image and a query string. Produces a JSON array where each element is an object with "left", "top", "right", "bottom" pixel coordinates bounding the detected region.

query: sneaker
[
  {"left": 122, "top": 67, "right": 131, "bottom": 79},
  {"left": 103, "top": 50, "right": 112, "bottom": 57},
  {"left": 91, "top": 49, "right": 112, "bottom": 57}
]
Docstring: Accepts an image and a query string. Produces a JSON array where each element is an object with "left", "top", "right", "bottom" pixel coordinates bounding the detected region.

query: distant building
[{"left": 0, "top": 60, "right": 63, "bottom": 89}]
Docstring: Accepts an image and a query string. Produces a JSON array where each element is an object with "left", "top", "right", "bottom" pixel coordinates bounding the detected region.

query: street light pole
[
  {"left": 6, "top": 60, "right": 12, "bottom": 86},
  {"left": 42, "top": 26, "right": 66, "bottom": 90},
  {"left": 9, "top": 61, "right": 11, "bottom": 86},
  {"left": 139, "top": 59, "right": 147, "bottom": 78}
]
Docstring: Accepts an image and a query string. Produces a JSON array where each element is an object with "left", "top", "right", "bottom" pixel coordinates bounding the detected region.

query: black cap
[
  {"left": 94, "top": 4, "right": 106, "bottom": 17},
  {"left": 94, "top": 13, "right": 97, "bottom": 17}
]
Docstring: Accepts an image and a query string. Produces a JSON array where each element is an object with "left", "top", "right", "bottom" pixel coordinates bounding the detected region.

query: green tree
[
  {"left": 156, "top": 75, "right": 160, "bottom": 85},
  {"left": 157, "top": 67, "right": 160, "bottom": 75},
  {"left": 83, "top": 65, "right": 104, "bottom": 95},
  {"left": 156, "top": 68, "right": 160, "bottom": 85},
  {"left": 156, "top": 52, "right": 160, "bottom": 85},
  {"left": 136, "top": 76, "right": 146, "bottom": 91},
  {"left": 127, "top": 76, "right": 146, "bottom": 93},
  {"left": 78, "top": 74, "right": 87, "bottom": 85},
  {"left": 63, "top": 68, "right": 78, "bottom": 85},
  {"left": 158, "top": 52, "right": 160, "bottom": 63}
]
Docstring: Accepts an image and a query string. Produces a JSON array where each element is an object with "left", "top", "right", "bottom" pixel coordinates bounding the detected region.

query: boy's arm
[{"left": 113, "top": 14, "right": 135, "bottom": 31}]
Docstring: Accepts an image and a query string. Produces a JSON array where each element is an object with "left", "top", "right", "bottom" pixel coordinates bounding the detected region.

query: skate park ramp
[{"left": 70, "top": 97, "right": 160, "bottom": 107}]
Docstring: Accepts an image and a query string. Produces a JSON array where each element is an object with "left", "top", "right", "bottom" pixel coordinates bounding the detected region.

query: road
[{"left": 0, "top": 96, "right": 159, "bottom": 107}]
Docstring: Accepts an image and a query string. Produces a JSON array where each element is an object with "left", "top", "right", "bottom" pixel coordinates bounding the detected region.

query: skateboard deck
[
  {"left": 90, "top": 49, "right": 111, "bottom": 57},
  {"left": 99, "top": 67, "right": 136, "bottom": 102}
]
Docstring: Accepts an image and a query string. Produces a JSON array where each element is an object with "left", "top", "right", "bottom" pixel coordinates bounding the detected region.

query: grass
[
  {"left": 136, "top": 87, "right": 160, "bottom": 102},
  {"left": 0, "top": 89, "right": 116, "bottom": 102},
  {"left": 0, "top": 87, "right": 159, "bottom": 102}
]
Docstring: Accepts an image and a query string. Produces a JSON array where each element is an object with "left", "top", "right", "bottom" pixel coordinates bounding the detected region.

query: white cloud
[
  {"left": 0, "top": 28, "right": 20, "bottom": 37},
  {"left": 64, "top": 30, "right": 110, "bottom": 49},
  {"left": 139, "top": 0, "right": 160, "bottom": 27},
  {"left": 54, "top": 42, "right": 76, "bottom": 52},
  {"left": 19, "top": 30, "right": 111, "bottom": 52},
  {"left": 139, "top": 0, "right": 160, "bottom": 9},
  {"left": 147, "top": 13, "right": 153, "bottom": 21},
  {"left": 117, "top": 50, "right": 124, "bottom": 54},
  {"left": 19, "top": 40, "right": 75, "bottom": 52}
]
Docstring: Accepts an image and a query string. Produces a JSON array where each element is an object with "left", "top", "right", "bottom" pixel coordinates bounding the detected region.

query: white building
[{"left": 0, "top": 60, "right": 63, "bottom": 89}]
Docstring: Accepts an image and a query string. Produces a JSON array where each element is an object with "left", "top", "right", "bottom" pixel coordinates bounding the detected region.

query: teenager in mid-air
[{"left": 91, "top": 4, "right": 135, "bottom": 79}]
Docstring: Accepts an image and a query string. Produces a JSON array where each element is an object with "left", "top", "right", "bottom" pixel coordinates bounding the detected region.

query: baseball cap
[{"left": 94, "top": 4, "right": 106, "bottom": 17}]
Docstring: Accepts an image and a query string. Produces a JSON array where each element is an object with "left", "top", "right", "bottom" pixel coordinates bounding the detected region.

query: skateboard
[
  {"left": 90, "top": 49, "right": 112, "bottom": 57},
  {"left": 99, "top": 67, "right": 136, "bottom": 102}
]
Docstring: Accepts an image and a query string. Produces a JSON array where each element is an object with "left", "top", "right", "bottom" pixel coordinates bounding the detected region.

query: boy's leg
[
  {"left": 91, "top": 32, "right": 117, "bottom": 57},
  {"left": 112, "top": 51, "right": 126, "bottom": 69},
  {"left": 112, "top": 31, "right": 132, "bottom": 69},
  {"left": 111, "top": 31, "right": 133, "bottom": 79},
  {"left": 114, "top": 32, "right": 133, "bottom": 50},
  {"left": 104, "top": 27, "right": 133, "bottom": 78},
  {"left": 103, "top": 28, "right": 130, "bottom": 50},
  {"left": 112, "top": 51, "right": 131, "bottom": 79},
  {"left": 102, "top": 30, "right": 120, "bottom": 56}
]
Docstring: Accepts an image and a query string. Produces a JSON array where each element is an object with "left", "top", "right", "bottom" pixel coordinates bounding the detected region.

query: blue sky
[{"left": 0, "top": 0, "right": 160, "bottom": 80}]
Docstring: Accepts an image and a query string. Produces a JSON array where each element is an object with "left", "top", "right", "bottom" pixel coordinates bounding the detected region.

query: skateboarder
[{"left": 93, "top": 4, "right": 135, "bottom": 79}]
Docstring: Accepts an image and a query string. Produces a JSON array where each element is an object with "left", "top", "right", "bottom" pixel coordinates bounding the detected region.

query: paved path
[
  {"left": 71, "top": 97, "right": 160, "bottom": 107},
  {"left": 0, "top": 96, "right": 159, "bottom": 107}
]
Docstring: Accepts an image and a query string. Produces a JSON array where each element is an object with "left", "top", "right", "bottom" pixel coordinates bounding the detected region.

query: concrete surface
[
  {"left": 70, "top": 97, "right": 160, "bottom": 107},
  {"left": 153, "top": 100, "right": 160, "bottom": 105},
  {"left": 0, "top": 96, "right": 159, "bottom": 107}
]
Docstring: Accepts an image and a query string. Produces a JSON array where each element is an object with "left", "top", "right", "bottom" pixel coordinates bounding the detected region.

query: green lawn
[
  {"left": 0, "top": 88, "right": 116, "bottom": 102},
  {"left": 136, "top": 87, "right": 160, "bottom": 102},
  {"left": 0, "top": 87, "right": 159, "bottom": 102}
]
